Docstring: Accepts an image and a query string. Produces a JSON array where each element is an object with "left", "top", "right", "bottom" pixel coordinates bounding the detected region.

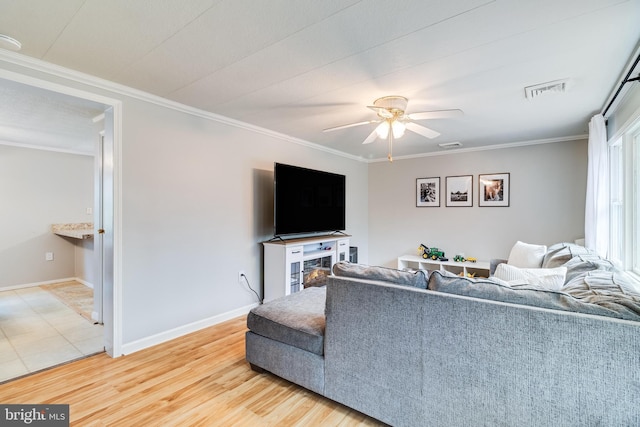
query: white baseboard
[{"left": 120, "top": 303, "right": 258, "bottom": 355}]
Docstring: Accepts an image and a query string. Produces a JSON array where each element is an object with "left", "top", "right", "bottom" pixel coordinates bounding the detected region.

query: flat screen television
[{"left": 274, "top": 163, "right": 346, "bottom": 236}]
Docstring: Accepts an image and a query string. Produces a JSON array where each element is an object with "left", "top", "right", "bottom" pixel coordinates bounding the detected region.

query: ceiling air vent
[
  {"left": 438, "top": 142, "right": 462, "bottom": 149},
  {"left": 524, "top": 79, "right": 569, "bottom": 99}
]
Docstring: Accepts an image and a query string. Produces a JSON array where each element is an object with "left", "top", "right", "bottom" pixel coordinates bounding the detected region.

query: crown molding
[
  {"left": 0, "top": 50, "right": 364, "bottom": 162},
  {"left": 0, "top": 139, "right": 94, "bottom": 156},
  {"left": 366, "top": 134, "right": 588, "bottom": 163}
]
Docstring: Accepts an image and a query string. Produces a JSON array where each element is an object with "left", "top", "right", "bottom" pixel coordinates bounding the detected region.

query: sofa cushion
[
  {"left": 562, "top": 255, "right": 616, "bottom": 283},
  {"left": 332, "top": 261, "right": 428, "bottom": 289},
  {"left": 428, "top": 270, "right": 640, "bottom": 321},
  {"left": 429, "top": 270, "right": 573, "bottom": 311},
  {"left": 561, "top": 270, "right": 640, "bottom": 321},
  {"left": 542, "top": 242, "right": 595, "bottom": 268},
  {"left": 247, "top": 287, "right": 326, "bottom": 356},
  {"left": 507, "top": 241, "right": 547, "bottom": 268},
  {"left": 493, "top": 263, "right": 567, "bottom": 290}
]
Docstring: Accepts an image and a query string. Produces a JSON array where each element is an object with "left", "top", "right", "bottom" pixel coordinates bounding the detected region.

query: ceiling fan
[{"left": 323, "top": 95, "right": 463, "bottom": 161}]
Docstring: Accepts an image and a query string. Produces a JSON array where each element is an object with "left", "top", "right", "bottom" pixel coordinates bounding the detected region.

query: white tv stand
[{"left": 263, "top": 234, "right": 350, "bottom": 303}]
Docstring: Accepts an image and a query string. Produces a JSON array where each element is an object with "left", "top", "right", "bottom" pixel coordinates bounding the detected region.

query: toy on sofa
[{"left": 418, "top": 244, "right": 448, "bottom": 261}]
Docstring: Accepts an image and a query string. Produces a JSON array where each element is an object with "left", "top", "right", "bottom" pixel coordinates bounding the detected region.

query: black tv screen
[{"left": 274, "top": 163, "right": 346, "bottom": 236}]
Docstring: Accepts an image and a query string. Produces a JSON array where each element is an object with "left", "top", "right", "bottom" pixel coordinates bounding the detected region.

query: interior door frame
[
  {"left": 93, "top": 131, "right": 105, "bottom": 325},
  {"left": 0, "top": 68, "right": 123, "bottom": 357}
]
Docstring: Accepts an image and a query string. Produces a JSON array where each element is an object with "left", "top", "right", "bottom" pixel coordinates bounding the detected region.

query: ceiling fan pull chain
[{"left": 388, "top": 132, "right": 393, "bottom": 162}]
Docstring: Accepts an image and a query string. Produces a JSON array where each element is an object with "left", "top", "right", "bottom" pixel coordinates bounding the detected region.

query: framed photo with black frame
[
  {"left": 416, "top": 177, "right": 440, "bottom": 207},
  {"left": 446, "top": 175, "right": 473, "bottom": 207},
  {"left": 479, "top": 173, "right": 510, "bottom": 207}
]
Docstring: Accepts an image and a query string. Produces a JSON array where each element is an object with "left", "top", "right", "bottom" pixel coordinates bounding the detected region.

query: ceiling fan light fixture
[
  {"left": 392, "top": 120, "right": 405, "bottom": 138},
  {"left": 0, "top": 34, "right": 22, "bottom": 51},
  {"left": 375, "top": 121, "right": 389, "bottom": 138},
  {"left": 324, "top": 95, "right": 462, "bottom": 161}
]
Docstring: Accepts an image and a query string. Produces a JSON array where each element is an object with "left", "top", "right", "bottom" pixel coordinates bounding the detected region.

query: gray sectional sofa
[{"left": 246, "top": 243, "right": 640, "bottom": 426}]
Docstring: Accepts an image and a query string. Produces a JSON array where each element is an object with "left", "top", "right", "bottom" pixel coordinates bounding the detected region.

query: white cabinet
[
  {"left": 337, "top": 238, "right": 349, "bottom": 262},
  {"left": 263, "top": 235, "right": 350, "bottom": 302},
  {"left": 397, "top": 255, "right": 490, "bottom": 278},
  {"left": 286, "top": 246, "right": 304, "bottom": 294}
]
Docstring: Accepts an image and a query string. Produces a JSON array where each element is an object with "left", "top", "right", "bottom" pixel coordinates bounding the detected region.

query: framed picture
[
  {"left": 479, "top": 173, "right": 510, "bottom": 207},
  {"left": 416, "top": 177, "right": 440, "bottom": 207},
  {"left": 446, "top": 175, "right": 473, "bottom": 207}
]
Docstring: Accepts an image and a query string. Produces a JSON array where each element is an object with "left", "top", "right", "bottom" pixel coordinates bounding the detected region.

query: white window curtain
[{"left": 585, "top": 113, "right": 609, "bottom": 257}]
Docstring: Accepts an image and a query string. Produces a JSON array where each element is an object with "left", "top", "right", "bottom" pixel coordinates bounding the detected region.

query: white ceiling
[
  {"left": 0, "top": 0, "right": 639, "bottom": 160},
  {"left": 0, "top": 78, "right": 106, "bottom": 154}
]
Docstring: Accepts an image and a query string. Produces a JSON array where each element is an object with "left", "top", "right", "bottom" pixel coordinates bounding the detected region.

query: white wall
[
  {"left": 120, "top": 100, "right": 369, "bottom": 344},
  {"left": 367, "top": 139, "right": 587, "bottom": 267},
  {"left": 0, "top": 145, "right": 94, "bottom": 288},
  {"left": 75, "top": 238, "right": 95, "bottom": 286}
]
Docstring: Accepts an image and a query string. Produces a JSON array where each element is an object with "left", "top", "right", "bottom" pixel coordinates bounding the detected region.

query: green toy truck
[{"left": 418, "top": 244, "right": 447, "bottom": 261}]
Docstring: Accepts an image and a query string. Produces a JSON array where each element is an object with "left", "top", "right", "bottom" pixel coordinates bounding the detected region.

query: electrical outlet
[
  {"left": 45, "top": 252, "right": 54, "bottom": 261},
  {"left": 238, "top": 271, "right": 245, "bottom": 283}
]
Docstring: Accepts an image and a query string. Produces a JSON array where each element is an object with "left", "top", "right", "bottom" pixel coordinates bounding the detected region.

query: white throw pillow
[
  {"left": 507, "top": 241, "right": 547, "bottom": 268},
  {"left": 493, "top": 263, "right": 567, "bottom": 290}
]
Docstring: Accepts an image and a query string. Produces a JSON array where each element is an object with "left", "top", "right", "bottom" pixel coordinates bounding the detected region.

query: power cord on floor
[{"left": 240, "top": 273, "right": 263, "bottom": 304}]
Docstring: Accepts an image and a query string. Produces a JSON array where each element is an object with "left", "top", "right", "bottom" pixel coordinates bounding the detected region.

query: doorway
[{"left": 0, "top": 72, "right": 121, "bottom": 380}]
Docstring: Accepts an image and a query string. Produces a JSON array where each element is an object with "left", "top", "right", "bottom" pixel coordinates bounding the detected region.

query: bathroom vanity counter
[{"left": 52, "top": 223, "right": 94, "bottom": 239}]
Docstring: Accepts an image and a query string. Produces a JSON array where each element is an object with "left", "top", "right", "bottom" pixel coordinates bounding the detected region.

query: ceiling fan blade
[
  {"left": 362, "top": 128, "right": 379, "bottom": 144},
  {"left": 323, "top": 120, "right": 378, "bottom": 132},
  {"left": 406, "top": 109, "right": 463, "bottom": 121},
  {"left": 367, "top": 105, "right": 394, "bottom": 118},
  {"left": 406, "top": 122, "right": 441, "bottom": 139}
]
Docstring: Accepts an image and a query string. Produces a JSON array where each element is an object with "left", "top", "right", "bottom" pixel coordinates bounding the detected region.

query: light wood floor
[{"left": 0, "top": 315, "right": 385, "bottom": 426}]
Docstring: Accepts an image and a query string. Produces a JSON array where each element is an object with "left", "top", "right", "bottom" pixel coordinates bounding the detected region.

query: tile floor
[{"left": 0, "top": 285, "right": 104, "bottom": 383}]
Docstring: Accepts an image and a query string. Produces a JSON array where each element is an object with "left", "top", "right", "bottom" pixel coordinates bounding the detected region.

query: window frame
[
  {"left": 609, "top": 117, "right": 640, "bottom": 283},
  {"left": 608, "top": 138, "right": 623, "bottom": 268},
  {"left": 632, "top": 126, "right": 640, "bottom": 277}
]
